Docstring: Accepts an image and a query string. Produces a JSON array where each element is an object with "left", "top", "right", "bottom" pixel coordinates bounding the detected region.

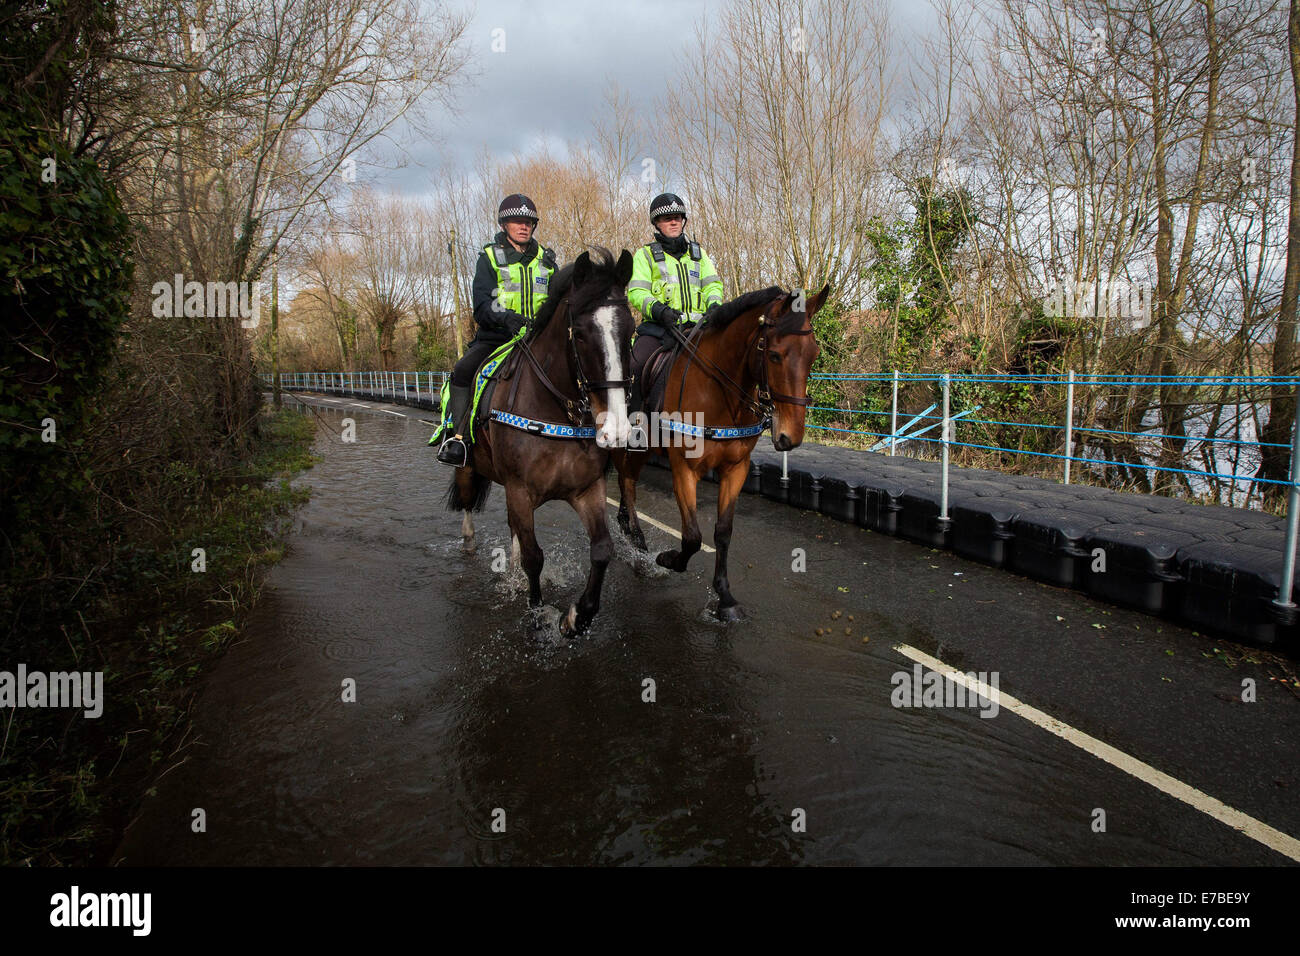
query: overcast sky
[{"left": 371, "top": 0, "right": 939, "bottom": 197}]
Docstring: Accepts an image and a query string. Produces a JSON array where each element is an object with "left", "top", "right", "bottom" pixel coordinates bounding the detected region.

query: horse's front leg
[
  {"left": 656, "top": 452, "right": 702, "bottom": 573},
  {"left": 504, "top": 482, "right": 543, "bottom": 607},
  {"left": 612, "top": 449, "right": 648, "bottom": 552},
  {"left": 564, "top": 477, "right": 615, "bottom": 634},
  {"left": 712, "top": 457, "right": 750, "bottom": 622}
]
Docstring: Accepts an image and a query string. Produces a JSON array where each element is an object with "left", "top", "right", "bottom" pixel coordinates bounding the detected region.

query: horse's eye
[{"left": 768, "top": 352, "right": 782, "bottom": 363}]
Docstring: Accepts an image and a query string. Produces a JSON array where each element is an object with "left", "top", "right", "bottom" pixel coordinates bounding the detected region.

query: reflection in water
[{"left": 440, "top": 623, "right": 804, "bottom": 865}]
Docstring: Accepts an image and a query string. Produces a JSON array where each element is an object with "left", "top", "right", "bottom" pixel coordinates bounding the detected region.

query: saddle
[
  {"left": 631, "top": 340, "right": 678, "bottom": 417},
  {"left": 469, "top": 341, "right": 523, "bottom": 438},
  {"left": 429, "top": 336, "right": 523, "bottom": 446}
]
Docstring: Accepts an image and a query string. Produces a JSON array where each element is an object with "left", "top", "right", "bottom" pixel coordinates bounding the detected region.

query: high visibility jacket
[
  {"left": 481, "top": 239, "right": 556, "bottom": 320},
  {"left": 626, "top": 240, "right": 724, "bottom": 324}
]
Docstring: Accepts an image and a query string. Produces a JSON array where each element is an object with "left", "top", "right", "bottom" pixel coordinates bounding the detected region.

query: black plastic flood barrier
[
  {"left": 1009, "top": 509, "right": 1110, "bottom": 588},
  {"left": 860, "top": 482, "right": 905, "bottom": 537},
  {"left": 1175, "top": 540, "right": 1300, "bottom": 645},
  {"left": 1134, "top": 510, "right": 1245, "bottom": 538},
  {"left": 1059, "top": 497, "right": 1179, "bottom": 523},
  {"left": 1081, "top": 525, "right": 1197, "bottom": 615},
  {"left": 787, "top": 469, "right": 821, "bottom": 512},
  {"left": 950, "top": 497, "right": 1027, "bottom": 568},
  {"left": 758, "top": 462, "right": 789, "bottom": 503},
  {"left": 1228, "top": 528, "right": 1296, "bottom": 550},
  {"left": 897, "top": 489, "right": 959, "bottom": 549}
]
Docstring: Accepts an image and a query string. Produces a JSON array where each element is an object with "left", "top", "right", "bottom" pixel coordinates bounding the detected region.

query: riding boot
[{"left": 436, "top": 384, "right": 474, "bottom": 467}]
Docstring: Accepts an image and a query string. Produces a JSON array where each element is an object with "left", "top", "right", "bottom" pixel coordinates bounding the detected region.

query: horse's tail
[{"left": 444, "top": 469, "right": 492, "bottom": 513}]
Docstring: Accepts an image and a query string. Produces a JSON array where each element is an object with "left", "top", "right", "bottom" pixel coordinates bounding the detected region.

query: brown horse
[
  {"left": 611, "top": 284, "right": 828, "bottom": 621},
  {"left": 446, "top": 248, "right": 635, "bottom": 634}
]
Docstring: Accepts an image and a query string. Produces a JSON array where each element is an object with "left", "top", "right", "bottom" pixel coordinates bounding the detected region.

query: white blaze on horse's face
[{"left": 592, "top": 305, "right": 631, "bottom": 448}]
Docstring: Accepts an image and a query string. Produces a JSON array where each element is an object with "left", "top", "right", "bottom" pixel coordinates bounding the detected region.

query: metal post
[
  {"left": 890, "top": 369, "right": 899, "bottom": 456},
  {"left": 1275, "top": 383, "right": 1300, "bottom": 611},
  {"left": 782, "top": 451, "right": 788, "bottom": 480},
  {"left": 1064, "top": 369, "right": 1075, "bottom": 485},
  {"left": 940, "top": 374, "right": 951, "bottom": 520},
  {"left": 403, "top": 372, "right": 408, "bottom": 401}
]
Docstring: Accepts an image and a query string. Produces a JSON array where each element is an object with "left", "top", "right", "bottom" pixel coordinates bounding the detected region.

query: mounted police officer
[
  {"left": 436, "top": 194, "right": 558, "bottom": 467},
  {"left": 626, "top": 193, "right": 725, "bottom": 376}
]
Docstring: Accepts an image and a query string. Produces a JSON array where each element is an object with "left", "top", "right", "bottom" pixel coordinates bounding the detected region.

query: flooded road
[{"left": 113, "top": 396, "right": 1300, "bottom": 865}]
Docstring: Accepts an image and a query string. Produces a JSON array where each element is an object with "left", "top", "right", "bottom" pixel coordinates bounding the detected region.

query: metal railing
[
  {"left": 264, "top": 370, "right": 450, "bottom": 404},
  {"left": 264, "top": 368, "right": 1300, "bottom": 613}
]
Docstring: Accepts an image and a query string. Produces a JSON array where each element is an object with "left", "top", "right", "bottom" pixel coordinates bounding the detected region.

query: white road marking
[
  {"left": 894, "top": 643, "right": 1300, "bottom": 863},
  {"left": 606, "top": 497, "right": 715, "bottom": 553},
  {"left": 335, "top": 398, "right": 405, "bottom": 417}
]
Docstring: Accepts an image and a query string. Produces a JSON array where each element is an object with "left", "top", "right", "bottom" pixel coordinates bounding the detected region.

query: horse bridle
[
  {"left": 515, "top": 296, "right": 634, "bottom": 427},
  {"left": 750, "top": 315, "right": 816, "bottom": 411},
  {"left": 665, "top": 296, "right": 815, "bottom": 421}
]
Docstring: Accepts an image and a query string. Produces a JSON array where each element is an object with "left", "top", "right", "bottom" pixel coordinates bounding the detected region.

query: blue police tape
[
  {"left": 489, "top": 409, "right": 598, "bottom": 439},
  {"left": 658, "top": 417, "right": 768, "bottom": 440}
]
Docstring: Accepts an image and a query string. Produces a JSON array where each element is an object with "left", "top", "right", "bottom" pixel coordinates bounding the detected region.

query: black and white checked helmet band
[
  {"left": 649, "top": 193, "right": 688, "bottom": 222},
  {"left": 498, "top": 193, "right": 539, "bottom": 223}
]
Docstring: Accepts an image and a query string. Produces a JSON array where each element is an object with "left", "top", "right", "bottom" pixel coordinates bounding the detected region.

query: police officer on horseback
[
  {"left": 627, "top": 193, "right": 725, "bottom": 375},
  {"left": 436, "top": 194, "right": 558, "bottom": 467}
]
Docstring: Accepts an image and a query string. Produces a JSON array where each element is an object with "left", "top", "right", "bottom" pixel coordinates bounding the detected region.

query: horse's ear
[
  {"left": 764, "top": 292, "right": 790, "bottom": 320},
  {"left": 615, "top": 249, "right": 634, "bottom": 286},
  {"left": 807, "top": 283, "right": 831, "bottom": 317},
  {"left": 573, "top": 250, "right": 592, "bottom": 287}
]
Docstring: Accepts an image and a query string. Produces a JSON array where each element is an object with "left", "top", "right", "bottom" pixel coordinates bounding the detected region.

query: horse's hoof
[
  {"left": 716, "top": 603, "right": 747, "bottom": 623},
  {"left": 559, "top": 604, "right": 580, "bottom": 636},
  {"left": 461, "top": 535, "right": 476, "bottom": 554},
  {"left": 655, "top": 550, "right": 677, "bottom": 570},
  {"left": 631, "top": 531, "right": 647, "bottom": 552}
]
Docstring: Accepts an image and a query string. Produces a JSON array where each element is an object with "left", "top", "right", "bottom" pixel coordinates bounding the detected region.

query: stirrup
[{"left": 437, "top": 435, "right": 468, "bottom": 467}]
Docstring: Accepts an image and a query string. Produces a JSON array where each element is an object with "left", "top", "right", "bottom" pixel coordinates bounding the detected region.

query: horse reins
[
  {"left": 514, "top": 296, "right": 633, "bottom": 427},
  {"left": 664, "top": 300, "right": 815, "bottom": 424}
]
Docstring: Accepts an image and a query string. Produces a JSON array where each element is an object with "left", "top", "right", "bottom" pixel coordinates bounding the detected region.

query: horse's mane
[
  {"left": 531, "top": 246, "right": 624, "bottom": 332},
  {"left": 704, "top": 286, "right": 787, "bottom": 330}
]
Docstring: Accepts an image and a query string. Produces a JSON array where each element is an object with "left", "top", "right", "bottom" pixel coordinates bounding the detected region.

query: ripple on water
[{"left": 320, "top": 636, "right": 378, "bottom": 662}]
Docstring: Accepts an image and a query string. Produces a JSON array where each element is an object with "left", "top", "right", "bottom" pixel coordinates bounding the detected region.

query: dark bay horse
[
  {"left": 611, "top": 284, "right": 828, "bottom": 621},
  {"left": 446, "top": 248, "right": 635, "bottom": 634}
]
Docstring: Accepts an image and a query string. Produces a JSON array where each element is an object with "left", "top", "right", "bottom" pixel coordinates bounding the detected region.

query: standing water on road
[{"left": 113, "top": 399, "right": 1288, "bottom": 865}]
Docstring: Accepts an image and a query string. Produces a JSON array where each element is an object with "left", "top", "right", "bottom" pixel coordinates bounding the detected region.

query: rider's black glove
[
  {"left": 703, "top": 304, "right": 719, "bottom": 324},
  {"left": 651, "top": 302, "right": 683, "bottom": 326},
  {"left": 505, "top": 311, "right": 527, "bottom": 337}
]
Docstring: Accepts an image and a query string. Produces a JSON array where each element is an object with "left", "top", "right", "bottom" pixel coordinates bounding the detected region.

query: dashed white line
[
  {"left": 894, "top": 643, "right": 1300, "bottom": 863},
  {"left": 605, "top": 497, "right": 715, "bottom": 553}
]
